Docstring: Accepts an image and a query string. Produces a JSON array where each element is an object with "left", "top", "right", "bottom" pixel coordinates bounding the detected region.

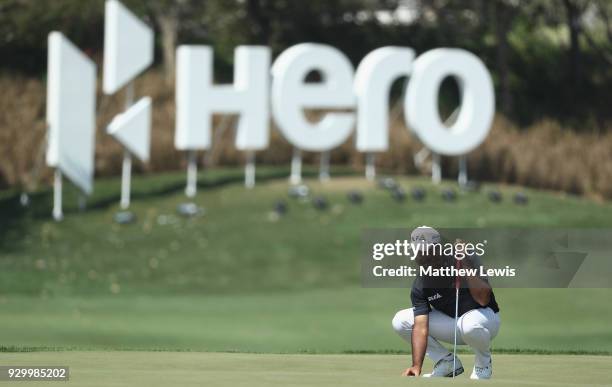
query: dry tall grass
[{"left": 1, "top": 70, "right": 611, "bottom": 198}]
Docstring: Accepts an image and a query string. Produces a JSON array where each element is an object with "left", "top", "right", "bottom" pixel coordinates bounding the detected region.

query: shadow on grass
[
  {"left": 1, "top": 345, "right": 610, "bottom": 356},
  {"left": 0, "top": 166, "right": 357, "bottom": 251}
]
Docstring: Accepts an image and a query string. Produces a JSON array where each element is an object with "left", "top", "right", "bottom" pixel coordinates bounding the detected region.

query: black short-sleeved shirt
[{"left": 411, "top": 274, "right": 500, "bottom": 318}]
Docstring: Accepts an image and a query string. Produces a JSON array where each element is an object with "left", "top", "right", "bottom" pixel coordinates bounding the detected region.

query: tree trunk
[
  {"left": 492, "top": 0, "right": 513, "bottom": 116},
  {"left": 157, "top": 12, "right": 178, "bottom": 84},
  {"left": 246, "top": 0, "right": 270, "bottom": 45},
  {"left": 563, "top": 0, "right": 582, "bottom": 88},
  {"left": 598, "top": 1, "right": 612, "bottom": 43}
]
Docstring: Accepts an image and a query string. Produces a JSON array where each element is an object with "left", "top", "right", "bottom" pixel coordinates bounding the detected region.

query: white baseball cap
[{"left": 410, "top": 225, "right": 441, "bottom": 247}]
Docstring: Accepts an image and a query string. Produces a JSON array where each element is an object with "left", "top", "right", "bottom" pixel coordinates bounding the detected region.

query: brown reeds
[{"left": 1, "top": 70, "right": 611, "bottom": 199}]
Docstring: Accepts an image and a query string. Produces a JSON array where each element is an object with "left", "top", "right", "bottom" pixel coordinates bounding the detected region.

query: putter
[{"left": 452, "top": 258, "right": 461, "bottom": 377}]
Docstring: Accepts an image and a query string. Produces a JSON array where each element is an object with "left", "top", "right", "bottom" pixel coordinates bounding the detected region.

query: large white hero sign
[
  {"left": 405, "top": 49, "right": 494, "bottom": 156},
  {"left": 46, "top": 32, "right": 97, "bottom": 194},
  {"left": 175, "top": 45, "right": 270, "bottom": 151},
  {"left": 271, "top": 43, "right": 355, "bottom": 152},
  {"left": 103, "top": 0, "right": 153, "bottom": 94},
  {"left": 176, "top": 44, "right": 495, "bottom": 155}
]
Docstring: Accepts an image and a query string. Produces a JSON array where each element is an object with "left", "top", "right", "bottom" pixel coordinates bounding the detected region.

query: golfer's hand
[
  {"left": 454, "top": 238, "right": 473, "bottom": 267},
  {"left": 401, "top": 366, "right": 421, "bottom": 377}
]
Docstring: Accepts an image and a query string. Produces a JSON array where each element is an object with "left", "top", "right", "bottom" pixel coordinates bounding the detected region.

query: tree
[
  {"left": 245, "top": 0, "right": 272, "bottom": 45},
  {"left": 131, "top": 0, "right": 207, "bottom": 84},
  {"left": 581, "top": 0, "right": 612, "bottom": 66},
  {"left": 0, "top": 0, "right": 104, "bottom": 73},
  {"left": 490, "top": 0, "right": 520, "bottom": 116},
  {"left": 562, "top": 0, "right": 587, "bottom": 88}
]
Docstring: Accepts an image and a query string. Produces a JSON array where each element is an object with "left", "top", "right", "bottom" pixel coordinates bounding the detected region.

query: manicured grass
[
  {"left": 1, "top": 351, "right": 610, "bottom": 387},
  {"left": 1, "top": 168, "right": 612, "bottom": 355},
  {"left": 0, "top": 288, "right": 611, "bottom": 353},
  {"left": 2, "top": 170, "right": 612, "bottom": 296}
]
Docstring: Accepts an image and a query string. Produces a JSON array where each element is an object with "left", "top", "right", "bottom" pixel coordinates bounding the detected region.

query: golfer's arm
[
  {"left": 411, "top": 315, "right": 428, "bottom": 369},
  {"left": 465, "top": 275, "right": 491, "bottom": 306}
]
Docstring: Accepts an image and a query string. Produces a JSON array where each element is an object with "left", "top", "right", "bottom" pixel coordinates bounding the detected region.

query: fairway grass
[{"left": 1, "top": 351, "right": 610, "bottom": 387}]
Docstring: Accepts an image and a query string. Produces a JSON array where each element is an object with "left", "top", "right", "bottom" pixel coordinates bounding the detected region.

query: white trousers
[{"left": 392, "top": 307, "right": 500, "bottom": 367}]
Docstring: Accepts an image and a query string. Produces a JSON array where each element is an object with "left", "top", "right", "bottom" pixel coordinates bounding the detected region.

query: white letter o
[{"left": 405, "top": 49, "right": 495, "bottom": 156}]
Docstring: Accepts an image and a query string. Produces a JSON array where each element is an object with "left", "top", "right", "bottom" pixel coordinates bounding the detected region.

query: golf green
[
  {"left": 1, "top": 288, "right": 611, "bottom": 353},
  {"left": 1, "top": 351, "right": 609, "bottom": 386}
]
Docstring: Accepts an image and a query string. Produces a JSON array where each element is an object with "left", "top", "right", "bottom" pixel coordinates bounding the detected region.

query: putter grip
[{"left": 455, "top": 259, "right": 461, "bottom": 288}]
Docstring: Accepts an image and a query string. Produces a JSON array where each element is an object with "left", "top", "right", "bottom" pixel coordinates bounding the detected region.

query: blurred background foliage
[
  {"left": 2, "top": 0, "right": 612, "bottom": 125},
  {"left": 1, "top": 0, "right": 612, "bottom": 196}
]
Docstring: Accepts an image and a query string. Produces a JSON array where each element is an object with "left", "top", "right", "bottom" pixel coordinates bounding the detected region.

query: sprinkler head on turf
[
  {"left": 488, "top": 190, "right": 502, "bottom": 203},
  {"left": 313, "top": 196, "right": 328, "bottom": 210},
  {"left": 462, "top": 181, "right": 481, "bottom": 192},
  {"left": 391, "top": 187, "right": 406, "bottom": 202},
  {"left": 347, "top": 190, "right": 363, "bottom": 204},
  {"left": 514, "top": 192, "right": 528, "bottom": 205},
  {"left": 378, "top": 177, "right": 397, "bottom": 191},
  {"left": 176, "top": 202, "right": 204, "bottom": 217},
  {"left": 441, "top": 188, "right": 457, "bottom": 202},
  {"left": 114, "top": 211, "right": 136, "bottom": 224},
  {"left": 288, "top": 185, "right": 310, "bottom": 199},
  {"left": 411, "top": 187, "right": 426, "bottom": 202},
  {"left": 273, "top": 200, "right": 288, "bottom": 215}
]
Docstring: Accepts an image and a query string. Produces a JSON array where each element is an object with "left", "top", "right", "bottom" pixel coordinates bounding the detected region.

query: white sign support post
[
  {"left": 175, "top": 149, "right": 200, "bottom": 217},
  {"left": 432, "top": 153, "right": 442, "bottom": 184},
  {"left": 119, "top": 82, "right": 134, "bottom": 210},
  {"left": 185, "top": 150, "right": 198, "bottom": 198},
  {"left": 458, "top": 155, "right": 468, "bottom": 187},
  {"left": 289, "top": 148, "right": 302, "bottom": 185},
  {"left": 365, "top": 153, "right": 376, "bottom": 181},
  {"left": 319, "top": 151, "right": 330, "bottom": 182},
  {"left": 52, "top": 169, "right": 63, "bottom": 221},
  {"left": 119, "top": 148, "right": 132, "bottom": 209},
  {"left": 245, "top": 151, "right": 256, "bottom": 189}
]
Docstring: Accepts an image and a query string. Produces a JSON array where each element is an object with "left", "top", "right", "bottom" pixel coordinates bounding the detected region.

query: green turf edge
[{"left": 1, "top": 346, "right": 610, "bottom": 356}]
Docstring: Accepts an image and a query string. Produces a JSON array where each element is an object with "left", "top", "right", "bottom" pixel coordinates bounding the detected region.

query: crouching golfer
[{"left": 392, "top": 226, "right": 500, "bottom": 379}]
